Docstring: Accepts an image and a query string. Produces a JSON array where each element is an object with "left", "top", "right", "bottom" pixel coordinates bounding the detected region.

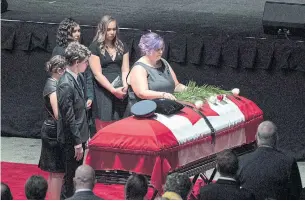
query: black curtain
[{"left": 1, "top": 21, "right": 305, "bottom": 160}]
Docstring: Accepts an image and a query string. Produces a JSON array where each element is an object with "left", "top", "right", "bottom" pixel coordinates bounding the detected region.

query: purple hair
[{"left": 138, "top": 32, "right": 164, "bottom": 56}]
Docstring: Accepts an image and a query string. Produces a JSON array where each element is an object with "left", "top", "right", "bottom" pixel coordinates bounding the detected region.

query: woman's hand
[
  {"left": 113, "top": 87, "right": 127, "bottom": 99},
  {"left": 163, "top": 92, "right": 176, "bottom": 100},
  {"left": 86, "top": 99, "right": 93, "bottom": 109},
  {"left": 174, "top": 83, "right": 188, "bottom": 92},
  {"left": 122, "top": 85, "right": 128, "bottom": 93},
  {"left": 74, "top": 145, "right": 84, "bottom": 161}
]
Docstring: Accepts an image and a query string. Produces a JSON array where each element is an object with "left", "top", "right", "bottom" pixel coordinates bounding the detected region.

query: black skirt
[
  {"left": 92, "top": 82, "right": 128, "bottom": 121},
  {"left": 38, "top": 119, "right": 64, "bottom": 173}
]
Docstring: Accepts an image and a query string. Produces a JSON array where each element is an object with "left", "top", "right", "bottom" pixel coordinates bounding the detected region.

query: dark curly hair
[
  {"left": 56, "top": 18, "right": 79, "bottom": 48},
  {"left": 64, "top": 42, "right": 91, "bottom": 66}
]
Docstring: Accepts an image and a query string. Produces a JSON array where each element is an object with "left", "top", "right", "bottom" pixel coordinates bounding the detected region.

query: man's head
[
  {"left": 125, "top": 174, "right": 148, "bottom": 200},
  {"left": 1, "top": 182, "right": 13, "bottom": 200},
  {"left": 73, "top": 165, "right": 96, "bottom": 190},
  {"left": 64, "top": 42, "right": 91, "bottom": 73},
  {"left": 25, "top": 175, "right": 48, "bottom": 200},
  {"left": 256, "top": 121, "right": 278, "bottom": 147},
  {"left": 216, "top": 149, "right": 239, "bottom": 178},
  {"left": 163, "top": 173, "right": 192, "bottom": 200}
]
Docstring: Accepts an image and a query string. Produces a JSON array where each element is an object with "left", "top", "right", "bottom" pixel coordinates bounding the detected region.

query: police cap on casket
[{"left": 131, "top": 100, "right": 157, "bottom": 118}]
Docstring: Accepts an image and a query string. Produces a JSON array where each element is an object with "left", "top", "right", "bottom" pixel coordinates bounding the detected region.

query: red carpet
[
  {"left": 0, "top": 162, "right": 156, "bottom": 200},
  {"left": 1, "top": 162, "right": 203, "bottom": 200}
]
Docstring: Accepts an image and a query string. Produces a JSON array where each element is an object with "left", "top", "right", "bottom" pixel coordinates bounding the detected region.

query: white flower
[
  {"left": 208, "top": 96, "right": 217, "bottom": 104},
  {"left": 223, "top": 94, "right": 228, "bottom": 101},
  {"left": 194, "top": 100, "right": 204, "bottom": 109},
  {"left": 232, "top": 88, "right": 240, "bottom": 96}
]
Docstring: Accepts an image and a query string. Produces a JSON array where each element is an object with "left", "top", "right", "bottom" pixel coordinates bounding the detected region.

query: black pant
[{"left": 60, "top": 143, "right": 85, "bottom": 200}]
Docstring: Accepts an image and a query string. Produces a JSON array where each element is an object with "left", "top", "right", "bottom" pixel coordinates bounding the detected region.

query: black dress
[
  {"left": 38, "top": 78, "right": 64, "bottom": 173},
  {"left": 52, "top": 45, "right": 65, "bottom": 57},
  {"left": 89, "top": 41, "right": 128, "bottom": 121}
]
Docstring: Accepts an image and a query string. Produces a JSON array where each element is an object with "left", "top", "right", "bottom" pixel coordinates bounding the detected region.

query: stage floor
[
  {"left": 3, "top": 0, "right": 305, "bottom": 34},
  {"left": 1, "top": 136, "right": 305, "bottom": 188}
]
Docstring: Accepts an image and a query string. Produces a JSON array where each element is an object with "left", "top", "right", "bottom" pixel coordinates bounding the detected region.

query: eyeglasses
[{"left": 155, "top": 48, "right": 164, "bottom": 52}]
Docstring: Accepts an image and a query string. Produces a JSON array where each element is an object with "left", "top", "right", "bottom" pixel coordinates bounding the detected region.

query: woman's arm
[
  {"left": 130, "top": 65, "right": 173, "bottom": 100},
  {"left": 84, "top": 68, "right": 94, "bottom": 108},
  {"left": 121, "top": 52, "right": 130, "bottom": 89},
  {"left": 168, "top": 65, "right": 187, "bottom": 92},
  {"left": 49, "top": 92, "right": 58, "bottom": 120},
  {"left": 89, "top": 54, "right": 116, "bottom": 94}
]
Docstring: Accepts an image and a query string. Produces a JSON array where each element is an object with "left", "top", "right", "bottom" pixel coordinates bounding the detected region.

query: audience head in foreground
[
  {"left": 199, "top": 149, "right": 255, "bottom": 200},
  {"left": 125, "top": 173, "right": 148, "bottom": 200},
  {"left": 67, "top": 165, "right": 102, "bottom": 200},
  {"left": 163, "top": 173, "right": 192, "bottom": 200},
  {"left": 25, "top": 175, "right": 48, "bottom": 200},
  {"left": 256, "top": 120, "right": 278, "bottom": 148},
  {"left": 216, "top": 149, "right": 239, "bottom": 178},
  {"left": 237, "top": 120, "right": 302, "bottom": 200},
  {"left": 1, "top": 182, "right": 13, "bottom": 200},
  {"left": 73, "top": 164, "right": 96, "bottom": 190}
]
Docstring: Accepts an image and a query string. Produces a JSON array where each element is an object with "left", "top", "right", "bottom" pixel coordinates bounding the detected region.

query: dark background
[{"left": 1, "top": 0, "right": 305, "bottom": 160}]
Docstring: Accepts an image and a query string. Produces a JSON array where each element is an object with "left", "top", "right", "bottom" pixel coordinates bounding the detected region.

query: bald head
[
  {"left": 256, "top": 121, "right": 278, "bottom": 147},
  {"left": 74, "top": 165, "right": 96, "bottom": 190}
]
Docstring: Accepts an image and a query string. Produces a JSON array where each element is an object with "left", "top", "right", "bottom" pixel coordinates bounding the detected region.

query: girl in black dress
[
  {"left": 38, "top": 55, "right": 66, "bottom": 200},
  {"left": 89, "top": 15, "right": 130, "bottom": 131},
  {"left": 52, "top": 18, "right": 80, "bottom": 57},
  {"left": 52, "top": 18, "right": 93, "bottom": 108}
]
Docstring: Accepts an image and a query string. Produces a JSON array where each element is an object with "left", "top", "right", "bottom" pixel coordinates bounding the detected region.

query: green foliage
[{"left": 174, "top": 81, "right": 230, "bottom": 103}]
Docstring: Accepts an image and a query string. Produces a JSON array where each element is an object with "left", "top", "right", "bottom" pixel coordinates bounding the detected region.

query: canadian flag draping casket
[{"left": 86, "top": 95, "right": 263, "bottom": 192}]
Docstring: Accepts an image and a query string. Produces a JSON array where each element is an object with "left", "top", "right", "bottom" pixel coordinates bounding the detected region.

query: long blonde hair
[{"left": 93, "top": 15, "right": 124, "bottom": 56}]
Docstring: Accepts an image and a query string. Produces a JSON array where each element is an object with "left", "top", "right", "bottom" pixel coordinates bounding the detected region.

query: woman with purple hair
[{"left": 127, "top": 32, "right": 186, "bottom": 107}]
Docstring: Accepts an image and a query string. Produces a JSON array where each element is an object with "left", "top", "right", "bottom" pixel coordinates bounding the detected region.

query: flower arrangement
[{"left": 174, "top": 81, "right": 240, "bottom": 108}]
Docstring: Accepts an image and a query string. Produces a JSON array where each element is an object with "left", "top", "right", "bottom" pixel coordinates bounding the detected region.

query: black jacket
[
  {"left": 199, "top": 178, "right": 255, "bottom": 200},
  {"left": 52, "top": 45, "right": 94, "bottom": 101},
  {"left": 66, "top": 191, "right": 103, "bottom": 200},
  {"left": 238, "top": 146, "right": 302, "bottom": 200},
  {"left": 57, "top": 72, "right": 89, "bottom": 145}
]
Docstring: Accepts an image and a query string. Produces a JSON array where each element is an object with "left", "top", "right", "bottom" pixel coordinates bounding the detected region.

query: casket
[{"left": 86, "top": 95, "right": 263, "bottom": 192}]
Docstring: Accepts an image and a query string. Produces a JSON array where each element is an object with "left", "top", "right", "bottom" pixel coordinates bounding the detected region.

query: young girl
[{"left": 38, "top": 55, "right": 66, "bottom": 200}]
